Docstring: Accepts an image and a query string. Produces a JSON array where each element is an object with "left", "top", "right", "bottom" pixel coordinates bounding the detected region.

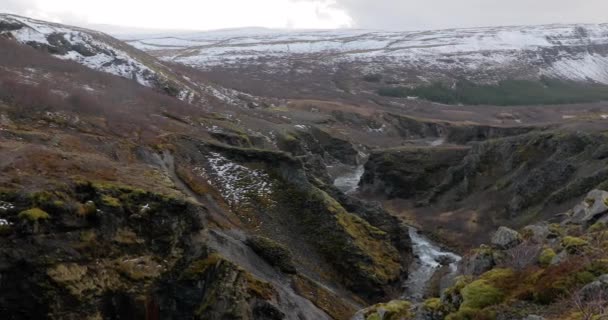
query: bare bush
[
  {"left": 498, "top": 241, "right": 542, "bottom": 270},
  {"left": 570, "top": 288, "right": 608, "bottom": 320}
]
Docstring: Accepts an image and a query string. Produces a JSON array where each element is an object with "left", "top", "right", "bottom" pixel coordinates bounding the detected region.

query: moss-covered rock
[
  {"left": 246, "top": 236, "right": 297, "bottom": 274},
  {"left": 445, "top": 307, "right": 496, "bottom": 320},
  {"left": 360, "top": 300, "right": 413, "bottom": 320},
  {"left": 166, "top": 253, "right": 285, "bottom": 320},
  {"left": 101, "top": 195, "right": 121, "bottom": 208}
]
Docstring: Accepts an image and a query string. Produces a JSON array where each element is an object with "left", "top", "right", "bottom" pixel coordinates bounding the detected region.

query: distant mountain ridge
[{"left": 122, "top": 23, "right": 608, "bottom": 85}]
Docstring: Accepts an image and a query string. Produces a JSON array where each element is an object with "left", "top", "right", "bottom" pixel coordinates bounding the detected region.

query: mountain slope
[
  {"left": 124, "top": 24, "right": 608, "bottom": 84},
  {"left": 0, "top": 14, "right": 205, "bottom": 100},
  {"left": 121, "top": 24, "right": 608, "bottom": 103}
]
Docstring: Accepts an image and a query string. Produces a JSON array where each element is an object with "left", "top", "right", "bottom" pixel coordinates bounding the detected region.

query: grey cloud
[
  {"left": 1, "top": 0, "right": 37, "bottom": 15},
  {"left": 325, "top": 0, "right": 608, "bottom": 30}
]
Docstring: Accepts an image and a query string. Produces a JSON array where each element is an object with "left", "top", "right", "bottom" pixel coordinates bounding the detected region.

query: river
[
  {"left": 333, "top": 165, "right": 461, "bottom": 303},
  {"left": 403, "top": 227, "right": 461, "bottom": 301}
]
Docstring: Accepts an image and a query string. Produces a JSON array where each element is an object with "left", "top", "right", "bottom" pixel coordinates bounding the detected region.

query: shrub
[
  {"left": 446, "top": 307, "right": 496, "bottom": 320},
  {"left": 561, "top": 236, "right": 589, "bottom": 253},
  {"left": 588, "top": 222, "right": 607, "bottom": 233},
  {"left": 423, "top": 298, "right": 443, "bottom": 311},
  {"left": 363, "top": 300, "right": 413, "bottom": 320},
  {"left": 101, "top": 195, "right": 121, "bottom": 208},
  {"left": 378, "top": 78, "right": 608, "bottom": 106},
  {"left": 539, "top": 248, "right": 557, "bottom": 267},
  {"left": 18, "top": 208, "right": 50, "bottom": 221},
  {"left": 460, "top": 279, "right": 505, "bottom": 309},
  {"left": 363, "top": 74, "right": 382, "bottom": 83}
]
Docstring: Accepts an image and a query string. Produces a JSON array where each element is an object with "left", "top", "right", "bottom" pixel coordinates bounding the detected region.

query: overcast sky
[{"left": 2, "top": 0, "right": 607, "bottom": 32}]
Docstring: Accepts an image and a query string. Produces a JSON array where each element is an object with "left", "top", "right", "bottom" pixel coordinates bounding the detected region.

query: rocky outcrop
[
  {"left": 565, "top": 189, "right": 608, "bottom": 225},
  {"left": 277, "top": 126, "right": 362, "bottom": 166},
  {"left": 385, "top": 113, "right": 534, "bottom": 144},
  {"left": 360, "top": 131, "right": 608, "bottom": 245},
  {"left": 0, "top": 181, "right": 206, "bottom": 319},
  {"left": 174, "top": 140, "right": 407, "bottom": 301},
  {"left": 360, "top": 146, "right": 471, "bottom": 199},
  {"left": 246, "top": 236, "right": 297, "bottom": 274}
]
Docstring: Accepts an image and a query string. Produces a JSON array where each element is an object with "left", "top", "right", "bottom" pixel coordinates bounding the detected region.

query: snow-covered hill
[
  {"left": 123, "top": 24, "right": 608, "bottom": 84},
  {"left": 0, "top": 14, "right": 198, "bottom": 100}
]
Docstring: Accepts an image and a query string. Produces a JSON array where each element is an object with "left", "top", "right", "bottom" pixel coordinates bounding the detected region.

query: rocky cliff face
[{"left": 359, "top": 130, "right": 608, "bottom": 247}]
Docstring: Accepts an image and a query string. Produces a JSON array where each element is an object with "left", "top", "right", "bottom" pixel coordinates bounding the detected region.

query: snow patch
[{"left": 195, "top": 152, "right": 274, "bottom": 208}]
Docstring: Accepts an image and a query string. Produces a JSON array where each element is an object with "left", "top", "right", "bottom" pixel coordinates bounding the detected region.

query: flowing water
[
  {"left": 403, "top": 227, "right": 461, "bottom": 302},
  {"left": 333, "top": 165, "right": 365, "bottom": 194},
  {"left": 333, "top": 162, "right": 462, "bottom": 304}
]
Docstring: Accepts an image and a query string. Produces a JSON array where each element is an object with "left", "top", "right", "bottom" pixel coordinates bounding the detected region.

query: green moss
[
  {"left": 446, "top": 307, "right": 496, "bottom": 320},
  {"left": 100, "top": 195, "right": 121, "bottom": 208},
  {"left": 246, "top": 236, "right": 296, "bottom": 274},
  {"left": 539, "top": 248, "right": 557, "bottom": 267},
  {"left": 561, "top": 236, "right": 588, "bottom": 253},
  {"left": 423, "top": 298, "right": 443, "bottom": 311},
  {"left": 364, "top": 300, "right": 413, "bottom": 320},
  {"left": 29, "top": 190, "right": 71, "bottom": 211},
  {"left": 18, "top": 208, "right": 50, "bottom": 221},
  {"left": 182, "top": 253, "right": 223, "bottom": 280},
  {"left": 548, "top": 223, "right": 565, "bottom": 238},
  {"left": 336, "top": 211, "right": 401, "bottom": 283},
  {"left": 478, "top": 268, "right": 516, "bottom": 285},
  {"left": 460, "top": 280, "right": 505, "bottom": 309},
  {"left": 588, "top": 222, "right": 607, "bottom": 233},
  {"left": 244, "top": 273, "right": 275, "bottom": 300},
  {"left": 585, "top": 259, "right": 608, "bottom": 276}
]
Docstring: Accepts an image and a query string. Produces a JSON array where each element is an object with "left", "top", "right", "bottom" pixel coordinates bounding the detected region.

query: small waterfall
[
  {"left": 403, "top": 227, "right": 461, "bottom": 302},
  {"left": 333, "top": 165, "right": 365, "bottom": 194}
]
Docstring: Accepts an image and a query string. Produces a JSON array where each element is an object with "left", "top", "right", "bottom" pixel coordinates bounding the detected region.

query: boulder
[
  {"left": 522, "top": 224, "right": 549, "bottom": 243},
  {"left": 460, "top": 245, "right": 495, "bottom": 276},
  {"left": 569, "top": 190, "right": 608, "bottom": 225},
  {"left": 579, "top": 274, "right": 608, "bottom": 300},
  {"left": 491, "top": 227, "right": 522, "bottom": 249},
  {"left": 550, "top": 250, "right": 568, "bottom": 266}
]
